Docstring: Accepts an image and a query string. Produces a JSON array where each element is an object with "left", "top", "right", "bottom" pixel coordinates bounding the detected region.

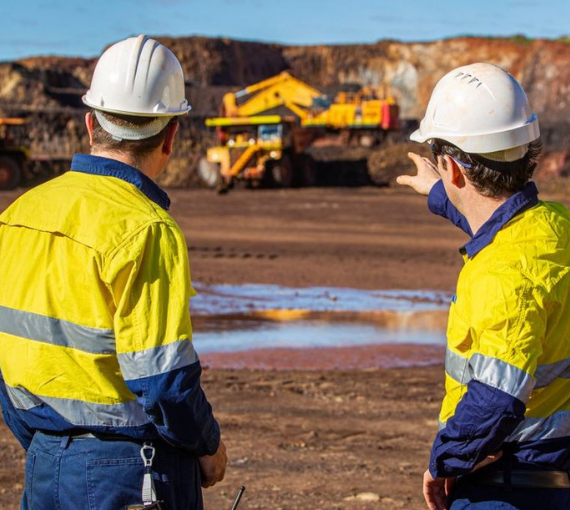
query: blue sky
[{"left": 0, "top": 0, "right": 568, "bottom": 61}]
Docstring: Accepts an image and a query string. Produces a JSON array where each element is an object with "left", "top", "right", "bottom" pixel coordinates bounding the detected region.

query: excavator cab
[{"left": 258, "top": 124, "right": 282, "bottom": 143}]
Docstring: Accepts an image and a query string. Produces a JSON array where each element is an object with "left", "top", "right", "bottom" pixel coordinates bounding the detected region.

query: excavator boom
[{"left": 222, "top": 71, "right": 324, "bottom": 119}]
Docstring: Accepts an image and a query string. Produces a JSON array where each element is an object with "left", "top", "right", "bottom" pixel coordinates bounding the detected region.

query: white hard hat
[
  {"left": 411, "top": 63, "right": 539, "bottom": 155},
  {"left": 83, "top": 35, "right": 191, "bottom": 118}
]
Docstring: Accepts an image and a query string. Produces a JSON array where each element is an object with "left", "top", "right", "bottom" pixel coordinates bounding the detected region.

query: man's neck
[
  {"left": 460, "top": 190, "right": 512, "bottom": 235},
  {"left": 90, "top": 149, "right": 160, "bottom": 180}
]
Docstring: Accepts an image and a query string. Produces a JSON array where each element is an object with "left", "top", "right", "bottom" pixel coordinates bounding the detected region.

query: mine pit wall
[
  {"left": 5, "top": 112, "right": 567, "bottom": 189},
  {"left": 1, "top": 110, "right": 220, "bottom": 188},
  {"left": 1, "top": 36, "right": 570, "bottom": 187}
]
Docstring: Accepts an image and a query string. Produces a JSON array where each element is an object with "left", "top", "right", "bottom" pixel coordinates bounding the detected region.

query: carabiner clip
[{"left": 140, "top": 442, "right": 155, "bottom": 468}]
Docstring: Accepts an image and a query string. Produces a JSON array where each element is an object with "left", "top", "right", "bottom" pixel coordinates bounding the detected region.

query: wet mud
[{"left": 2, "top": 187, "right": 567, "bottom": 508}]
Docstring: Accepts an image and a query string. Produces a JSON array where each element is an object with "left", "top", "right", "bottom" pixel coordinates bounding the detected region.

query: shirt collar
[
  {"left": 462, "top": 181, "right": 539, "bottom": 258},
  {"left": 70, "top": 154, "right": 171, "bottom": 210}
]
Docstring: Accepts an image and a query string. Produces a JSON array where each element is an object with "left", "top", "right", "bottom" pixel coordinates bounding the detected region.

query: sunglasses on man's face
[
  {"left": 430, "top": 143, "right": 473, "bottom": 169},
  {"left": 430, "top": 143, "right": 441, "bottom": 164}
]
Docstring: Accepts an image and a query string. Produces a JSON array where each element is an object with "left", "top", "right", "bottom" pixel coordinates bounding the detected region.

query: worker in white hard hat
[
  {"left": 398, "top": 63, "right": 570, "bottom": 509},
  {"left": 0, "top": 35, "right": 226, "bottom": 509}
]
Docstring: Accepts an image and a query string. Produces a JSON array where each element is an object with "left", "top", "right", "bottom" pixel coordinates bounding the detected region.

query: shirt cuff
[{"left": 427, "top": 179, "right": 446, "bottom": 215}]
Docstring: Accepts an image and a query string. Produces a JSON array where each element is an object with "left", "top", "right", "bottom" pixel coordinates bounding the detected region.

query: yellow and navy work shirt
[
  {"left": 427, "top": 180, "right": 570, "bottom": 478},
  {"left": 0, "top": 154, "right": 219, "bottom": 456}
]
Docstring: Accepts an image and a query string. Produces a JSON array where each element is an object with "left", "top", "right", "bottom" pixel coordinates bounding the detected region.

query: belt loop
[{"left": 60, "top": 435, "right": 71, "bottom": 449}]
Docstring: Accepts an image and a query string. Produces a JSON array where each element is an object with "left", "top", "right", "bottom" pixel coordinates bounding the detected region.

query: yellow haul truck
[{"left": 199, "top": 72, "right": 399, "bottom": 192}]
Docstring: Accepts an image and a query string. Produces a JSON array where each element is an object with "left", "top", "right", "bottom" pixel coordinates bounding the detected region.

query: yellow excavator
[{"left": 200, "top": 72, "right": 399, "bottom": 192}]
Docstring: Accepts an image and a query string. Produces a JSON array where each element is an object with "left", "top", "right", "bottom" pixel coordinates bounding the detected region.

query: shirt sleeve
[
  {"left": 105, "top": 220, "right": 219, "bottom": 456},
  {"left": 429, "top": 270, "right": 545, "bottom": 478},
  {"left": 427, "top": 180, "right": 473, "bottom": 237}
]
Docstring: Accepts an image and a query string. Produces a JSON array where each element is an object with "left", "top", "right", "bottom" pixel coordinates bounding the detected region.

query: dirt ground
[
  {"left": 170, "top": 186, "right": 469, "bottom": 291},
  {"left": 0, "top": 185, "right": 568, "bottom": 509}
]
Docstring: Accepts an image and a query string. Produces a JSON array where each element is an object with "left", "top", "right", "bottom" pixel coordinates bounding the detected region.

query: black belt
[
  {"left": 467, "top": 470, "right": 570, "bottom": 489},
  {"left": 70, "top": 432, "right": 105, "bottom": 440},
  {"left": 38, "top": 431, "right": 142, "bottom": 442}
]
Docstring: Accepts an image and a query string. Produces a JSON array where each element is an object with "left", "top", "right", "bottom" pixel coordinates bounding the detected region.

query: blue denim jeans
[
  {"left": 21, "top": 432, "right": 203, "bottom": 510},
  {"left": 449, "top": 478, "right": 570, "bottom": 509}
]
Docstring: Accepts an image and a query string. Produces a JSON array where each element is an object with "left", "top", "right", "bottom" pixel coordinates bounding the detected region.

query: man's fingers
[
  {"left": 398, "top": 150, "right": 441, "bottom": 195},
  {"left": 201, "top": 467, "right": 223, "bottom": 488},
  {"left": 407, "top": 151, "right": 425, "bottom": 164},
  {"left": 408, "top": 151, "right": 438, "bottom": 171},
  {"left": 423, "top": 487, "right": 447, "bottom": 510},
  {"left": 472, "top": 450, "right": 503, "bottom": 472},
  {"left": 445, "top": 477, "right": 456, "bottom": 496},
  {"left": 396, "top": 175, "right": 411, "bottom": 186},
  {"left": 423, "top": 470, "right": 448, "bottom": 510},
  {"left": 198, "top": 440, "right": 228, "bottom": 488}
]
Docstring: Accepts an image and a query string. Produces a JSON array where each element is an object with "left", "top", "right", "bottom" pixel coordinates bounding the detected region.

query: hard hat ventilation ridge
[
  {"left": 126, "top": 35, "right": 149, "bottom": 94},
  {"left": 455, "top": 72, "right": 483, "bottom": 88}
]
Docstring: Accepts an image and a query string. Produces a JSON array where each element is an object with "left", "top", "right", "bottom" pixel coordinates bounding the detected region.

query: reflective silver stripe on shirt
[
  {"left": 118, "top": 338, "right": 198, "bottom": 381},
  {"left": 445, "top": 349, "right": 470, "bottom": 384},
  {"left": 469, "top": 353, "right": 535, "bottom": 402},
  {"left": 506, "top": 411, "right": 570, "bottom": 442},
  {"left": 447, "top": 348, "right": 570, "bottom": 391},
  {"left": 0, "top": 305, "right": 115, "bottom": 354},
  {"left": 6, "top": 385, "right": 149, "bottom": 427},
  {"left": 445, "top": 350, "right": 534, "bottom": 402},
  {"left": 6, "top": 384, "right": 42, "bottom": 410},
  {"left": 535, "top": 358, "right": 570, "bottom": 388}
]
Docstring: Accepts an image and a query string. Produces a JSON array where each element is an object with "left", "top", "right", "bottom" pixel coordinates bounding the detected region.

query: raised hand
[{"left": 397, "top": 152, "right": 441, "bottom": 196}]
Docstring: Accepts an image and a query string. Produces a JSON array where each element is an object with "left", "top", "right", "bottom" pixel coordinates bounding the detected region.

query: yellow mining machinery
[
  {"left": 0, "top": 117, "right": 73, "bottom": 190},
  {"left": 200, "top": 72, "right": 400, "bottom": 192},
  {"left": 0, "top": 117, "right": 30, "bottom": 190}
]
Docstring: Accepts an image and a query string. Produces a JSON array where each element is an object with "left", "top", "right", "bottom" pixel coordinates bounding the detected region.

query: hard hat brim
[
  {"left": 409, "top": 117, "right": 539, "bottom": 154},
  {"left": 82, "top": 96, "right": 191, "bottom": 117},
  {"left": 409, "top": 129, "right": 427, "bottom": 144}
]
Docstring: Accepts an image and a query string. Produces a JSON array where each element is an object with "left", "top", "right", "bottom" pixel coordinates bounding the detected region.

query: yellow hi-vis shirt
[
  {"left": 0, "top": 155, "right": 219, "bottom": 455},
  {"left": 428, "top": 180, "right": 570, "bottom": 477}
]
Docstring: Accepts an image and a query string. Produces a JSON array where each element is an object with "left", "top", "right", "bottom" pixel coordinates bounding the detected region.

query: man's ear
[
  {"left": 85, "top": 112, "right": 94, "bottom": 147},
  {"left": 162, "top": 121, "right": 179, "bottom": 156},
  {"left": 444, "top": 155, "right": 465, "bottom": 188}
]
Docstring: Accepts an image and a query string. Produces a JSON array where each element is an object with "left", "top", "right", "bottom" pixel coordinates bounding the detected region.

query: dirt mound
[
  {"left": 368, "top": 142, "right": 432, "bottom": 186},
  {"left": 366, "top": 139, "right": 570, "bottom": 188}
]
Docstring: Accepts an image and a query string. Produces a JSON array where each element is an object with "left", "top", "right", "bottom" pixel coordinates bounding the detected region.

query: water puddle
[
  {"left": 194, "top": 318, "right": 446, "bottom": 354},
  {"left": 190, "top": 283, "right": 451, "bottom": 370},
  {"left": 191, "top": 283, "right": 450, "bottom": 316}
]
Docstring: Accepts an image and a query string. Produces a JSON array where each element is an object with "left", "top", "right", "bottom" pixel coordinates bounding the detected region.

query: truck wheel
[
  {"left": 198, "top": 157, "right": 221, "bottom": 188},
  {"left": 302, "top": 156, "right": 318, "bottom": 186},
  {"left": 0, "top": 156, "right": 22, "bottom": 190},
  {"left": 270, "top": 155, "right": 294, "bottom": 188},
  {"left": 359, "top": 134, "right": 375, "bottom": 148}
]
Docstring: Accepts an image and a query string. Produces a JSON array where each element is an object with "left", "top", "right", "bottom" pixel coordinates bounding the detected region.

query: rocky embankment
[{"left": 1, "top": 36, "right": 570, "bottom": 186}]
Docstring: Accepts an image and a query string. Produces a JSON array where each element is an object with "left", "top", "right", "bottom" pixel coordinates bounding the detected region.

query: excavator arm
[{"left": 222, "top": 72, "right": 325, "bottom": 119}]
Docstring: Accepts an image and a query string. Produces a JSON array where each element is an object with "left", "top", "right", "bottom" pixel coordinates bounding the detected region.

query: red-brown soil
[{"left": 1, "top": 185, "right": 568, "bottom": 509}]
